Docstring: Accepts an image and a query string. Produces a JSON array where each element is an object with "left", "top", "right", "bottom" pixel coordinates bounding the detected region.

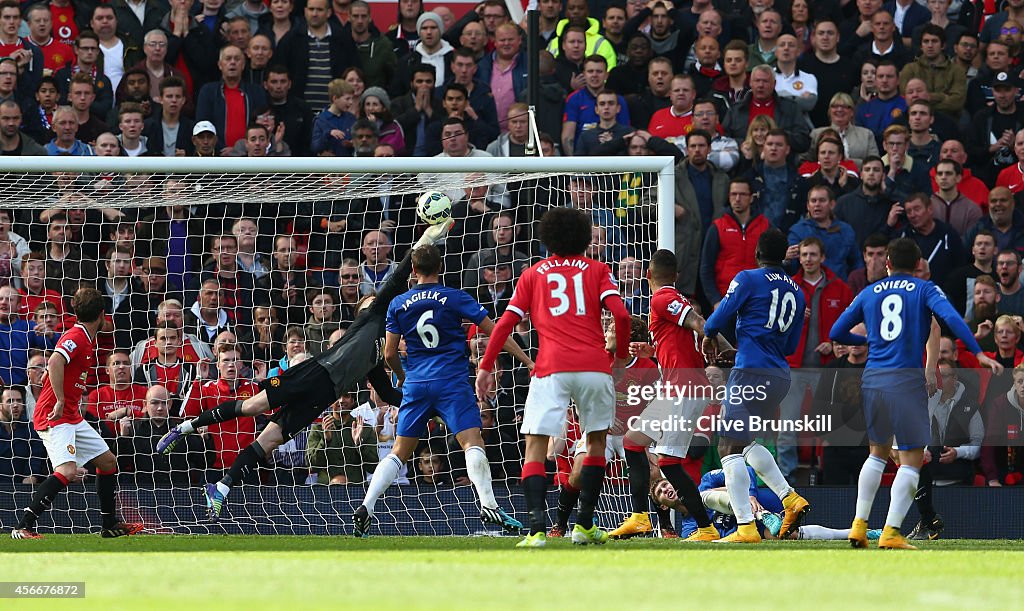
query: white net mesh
[{"left": 0, "top": 157, "right": 672, "bottom": 535}]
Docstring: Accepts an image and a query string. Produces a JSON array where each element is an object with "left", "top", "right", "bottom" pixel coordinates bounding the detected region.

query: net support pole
[
  {"left": 525, "top": 9, "right": 539, "bottom": 156},
  {"left": 656, "top": 156, "right": 676, "bottom": 252}
]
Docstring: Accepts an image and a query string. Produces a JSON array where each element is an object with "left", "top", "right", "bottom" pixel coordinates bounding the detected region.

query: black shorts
[{"left": 260, "top": 360, "right": 338, "bottom": 440}]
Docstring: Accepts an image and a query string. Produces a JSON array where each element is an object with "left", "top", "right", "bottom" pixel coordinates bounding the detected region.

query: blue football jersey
[
  {"left": 829, "top": 273, "right": 984, "bottom": 387},
  {"left": 386, "top": 283, "right": 488, "bottom": 382},
  {"left": 705, "top": 267, "right": 806, "bottom": 371}
]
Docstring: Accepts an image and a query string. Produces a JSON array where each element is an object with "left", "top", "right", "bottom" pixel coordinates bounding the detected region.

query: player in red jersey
[
  {"left": 476, "top": 207, "right": 632, "bottom": 547},
  {"left": 84, "top": 350, "right": 146, "bottom": 438},
  {"left": 12, "top": 288, "right": 143, "bottom": 539},
  {"left": 615, "top": 250, "right": 727, "bottom": 541},
  {"left": 549, "top": 315, "right": 669, "bottom": 537},
  {"left": 180, "top": 343, "right": 262, "bottom": 472}
]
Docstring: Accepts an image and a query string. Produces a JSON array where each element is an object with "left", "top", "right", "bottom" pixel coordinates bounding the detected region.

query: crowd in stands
[{"left": 1, "top": 0, "right": 1023, "bottom": 492}]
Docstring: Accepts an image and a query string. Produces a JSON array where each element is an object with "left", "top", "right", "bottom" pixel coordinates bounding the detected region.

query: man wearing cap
[
  {"left": 395, "top": 11, "right": 453, "bottom": 96},
  {"left": 473, "top": 249, "right": 516, "bottom": 318},
  {"left": 968, "top": 70, "right": 1024, "bottom": 186},
  {"left": 275, "top": 0, "right": 359, "bottom": 111},
  {"left": 190, "top": 121, "right": 218, "bottom": 157}
]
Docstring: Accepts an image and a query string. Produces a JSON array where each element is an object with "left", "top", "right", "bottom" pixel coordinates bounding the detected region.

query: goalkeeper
[{"left": 157, "top": 222, "right": 453, "bottom": 520}]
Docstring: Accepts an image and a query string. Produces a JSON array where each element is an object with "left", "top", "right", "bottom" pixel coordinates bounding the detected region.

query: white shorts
[
  {"left": 635, "top": 397, "right": 706, "bottom": 459},
  {"left": 37, "top": 421, "right": 109, "bottom": 469},
  {"left": 522, "top": 372, "right": 615, "bottom": 438},
  {"left": 572, "top": 434, "right": 625, "bottom": 461}
]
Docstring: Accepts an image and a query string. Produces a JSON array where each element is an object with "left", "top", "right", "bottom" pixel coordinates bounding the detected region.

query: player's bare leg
[
  {"left": 353, "top": 436, "right": 418, "bottom": 537},
  {"left": 454, "top": 428, "right": 522, "bottom": 532},
  {"left": 849, "top": 442, "right": 890, "bottom": 548},
  {"left": 157, "top": 391, "right": 272, "bottom": 454},
  {"left": 877, "top": 447, "right": 923, "bottom": 550},
  {"left": 570, "top": 430, "right": 610, "bottom": 545},
  {"left": 90, "top": 451, "right": 144, "bottom": 537},
  {"left": 716, "top": 437, "right": 764, "bottom": 543},
  {"left": 12, "top": 460, "right": 79, "bottom": 539},
  {"left": 551, "top": 449, "right": 585, "bottom": 537},
  {"left": 517, "top": 434, "right": 551, "bottom": 548},
  {"left": 205, "top": 420, "right": 286, "bottom": 522}
]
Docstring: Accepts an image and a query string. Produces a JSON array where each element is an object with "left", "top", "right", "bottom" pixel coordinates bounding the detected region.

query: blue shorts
[
  {"left": 396, "top": 378, "right": 482, "bottom": 438},
  {"left": 719, "top": 369, "right": 791, "bottom": 442},
  {"left": 862, "top": 385, "right": 930, "bottom": 450}
]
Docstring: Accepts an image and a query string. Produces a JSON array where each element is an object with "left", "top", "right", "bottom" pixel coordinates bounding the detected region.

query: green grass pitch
[{"left": 1, "top": 536, "right": 1021, "bottom": 610}]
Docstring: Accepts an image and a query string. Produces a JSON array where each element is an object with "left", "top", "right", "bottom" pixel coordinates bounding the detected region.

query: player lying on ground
[
  {"left": 703, "top": 229, "right": 813, "bottom": 544},
  {"left": 614, "top": 250, "right": 735, "bottom": 542},
  {"left": 476, "top": 207, "right": 632, "bottom": 548},
  {"left": 157, "top": 222, "right": 453, "bottom": 521},
  {"left": 649, "top": 473, "right": 882, "bottom": 541},
  {"left": 352, "top": 245, "right": 533, "bottom": 536},
  {"left": 13, "top": 288, "right": 143, "bottom": 539},
  {"left": 547, "top": 316, "right": 674, "bottom": 539},
  {"left": 830, "top": 237, "right": 1003, "bottom": 550}
]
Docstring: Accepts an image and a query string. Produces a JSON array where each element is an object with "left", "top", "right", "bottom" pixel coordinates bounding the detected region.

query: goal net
[{"left": 0, "top": 156, "right": 675, "bottom": 536}]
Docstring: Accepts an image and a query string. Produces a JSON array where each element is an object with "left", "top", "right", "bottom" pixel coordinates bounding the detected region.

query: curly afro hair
[{"left": 538, "top": 206, "right": 593, "bottom": 257}]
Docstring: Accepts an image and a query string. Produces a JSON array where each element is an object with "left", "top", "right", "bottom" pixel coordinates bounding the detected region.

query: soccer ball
[{"left": 417, "top": 191, "right": 453, "bottom": 225}]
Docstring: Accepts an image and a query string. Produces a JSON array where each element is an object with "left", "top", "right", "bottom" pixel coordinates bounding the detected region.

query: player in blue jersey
[
  {"left": 353, "top": 245, "right": 534, "bottom": 537},
  {"left": 830, "top": 238, "right": 1003, "bottom": 549},
  {"left": 653, "top": 470, "right": 883, "bottom": 541},
  {"left": 703, "top": 229, "right": 813, "bottom": 543}
]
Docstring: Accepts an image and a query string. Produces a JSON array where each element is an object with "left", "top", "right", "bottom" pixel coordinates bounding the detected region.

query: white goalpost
[{"left": 0, "top": 155, "right": 675, "bottom": 535}]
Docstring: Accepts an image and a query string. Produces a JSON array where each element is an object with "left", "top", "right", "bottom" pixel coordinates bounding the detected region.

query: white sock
[
  {"left": 465, "top": 446, "right": 497, "bottom": 509},
  {"left": 798, "top": 525, "right": 849, "bottom": 540},
  {"left": 362, "top": 454, "right": 403, "bottom": 516},
  {"left": 855, "top": 455, "right": 887, "bottom": 521},
  {"left": 742, "top": 442, "right": 793, "bottom": 500},
  {"left": 215, "top": 482, "right": 231, "bottom": 497},
  {"left": 721, "top": 454, "right": 754, "bottom": 524},
  {"left": 179, "top": 420, "right": 195, "bottom": 434},
  {"left": 885, "top": 465, "right": 920, "bottom": 530},
  {"left": 700, "top": 489, "right": 733, "bottom": 515}
]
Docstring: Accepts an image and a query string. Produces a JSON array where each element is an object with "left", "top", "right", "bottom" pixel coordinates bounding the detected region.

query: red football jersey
[
  {"left": 85, "top": 384, "right": 147, "bottom": 437},
  {"left": 610, "top": 356, "right": 660, "bottom": 435},
  {"left": 649, "top": 286, "right": 707, "bottom": 389},
  {"left": 33, "top": 323, "right": 95, "bottom": 431},
  {"left": 181, "top": 379, "right": 261, "bottom": 468},
  {"left": 136, "top": 337, "right": 204, "bottom": 365},
  {"left": 35, "top": 38, "right": 74, "bottom": 72},
  {"left": 50, "top": 6, "right": 79, "bottom": 48},
  {"left": 506, "top": 255, "right": 620, "bottom": 377}
]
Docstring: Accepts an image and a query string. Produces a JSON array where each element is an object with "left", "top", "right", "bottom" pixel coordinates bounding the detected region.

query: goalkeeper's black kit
[{"left": 262, "top": 251, "right": 411, "bottom": 438}]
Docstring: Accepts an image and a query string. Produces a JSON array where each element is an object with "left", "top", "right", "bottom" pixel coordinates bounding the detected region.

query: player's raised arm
[
  {"left": 704, "top": 274, "right": 745, "bottom": 339},
  {"left": 829, "top": 294, "right": 868, "bottom": 346},
  {"left": 372, "top": 220, "right": 455, "bottom": 311},
  {"left": 366, "top": 362, "right": 403, "bottom": 408},
  {"left": 383, "top": 331, "right": 405, "bottom": 387},
  {"left": 476, "top": 317, "right": 534, "bottom": 370},
  {"left": 925, "top": 284, "right": 1005, "bottom": 375}
]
